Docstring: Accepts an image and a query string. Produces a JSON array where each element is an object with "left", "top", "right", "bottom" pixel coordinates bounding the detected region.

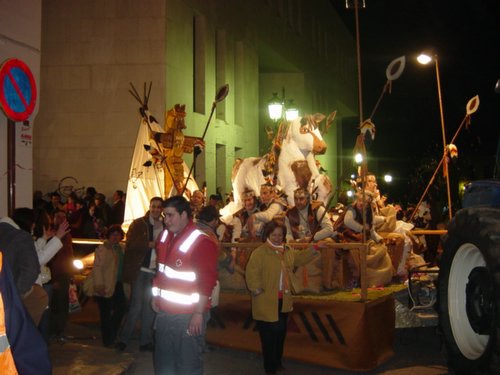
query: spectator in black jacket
[{"left": 110, "top": 190, "right": 125, "bottom": 225}]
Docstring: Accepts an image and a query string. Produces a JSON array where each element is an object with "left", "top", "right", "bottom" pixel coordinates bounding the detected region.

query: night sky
[{"left": 331, "top": 0, "right": 500, "bottom": 205}]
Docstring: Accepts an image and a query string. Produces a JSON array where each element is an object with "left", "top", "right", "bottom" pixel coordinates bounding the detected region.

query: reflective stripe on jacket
[{"left": 153, "top": 225, "right": 209, "bottom": 313}]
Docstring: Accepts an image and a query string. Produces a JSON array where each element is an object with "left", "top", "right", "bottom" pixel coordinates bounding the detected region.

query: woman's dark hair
[
  {"left": 262, "top": 217, "right": 286, "bottom": 242},
  {"left": 86, "top": 187, "right": 96, "bottom": 196},
  {"left": 33, "top": 208, "right": 51, "bottom": 238},
  {"left": 197, "top": 205, "right": 220, "bottom": 223},
  {"left": 12, "top": 207, "right": 35, "bottom": 233},
  {"left": 163, "top": 195, "right": 192, "bottom": 219},
  {"left": 106, "top": 224, "right": 125, "bottom": 239}
]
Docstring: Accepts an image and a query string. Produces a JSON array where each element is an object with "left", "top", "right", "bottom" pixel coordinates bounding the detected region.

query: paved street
[{"left": 50, "top": 319, "right": 449, "bottom": 374}]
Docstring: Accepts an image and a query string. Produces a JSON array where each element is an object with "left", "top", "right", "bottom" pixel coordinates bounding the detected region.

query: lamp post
[
  {"left": 268, "top": 92, "right": 283, "bottom": 122},
  {"left": 285, "top": 99, "right": 299, "bottom": 121},
  {"left": 417, "top": 52, "right": 453, "bottom": 220},
  {"left": 267, "top": 88, "right": 299, "bottom": 122}
]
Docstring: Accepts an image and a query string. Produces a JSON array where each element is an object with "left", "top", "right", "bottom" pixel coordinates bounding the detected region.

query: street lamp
[
  {"left": 267, "top": 92, "right": 283, "bottom": 122},
  {"left": 417, "top": 51, "right": 453, "bottom": 220},
  {"left": 267, "top": 88, "right": 299, "bottom": 122},
  {"left": 416, "top": 53, "right": 432, "bottom": 65},
  {"left": 383, "top": 174, "right": 392, "bottom": 183},
  {"left": 285, "top": 100, "right": 299, "bottom": 121},
  {"left": 354, "top": 153, "right": 363, "bottom": 164}
]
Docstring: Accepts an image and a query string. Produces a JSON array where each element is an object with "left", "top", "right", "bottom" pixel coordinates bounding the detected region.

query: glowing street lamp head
[
  {"left": 285, "top": 99, "right": 299, "bottom": 121},
  {"left": 384, "top": 174, "right": 393, "bottom": 183},
  {"left": 417, "top": 53, "right": 433, "bottom": 65},
  {"left": 268, "top": 92, "right": 283, "bottom": 121},
  {"left": 354, "top": 153, "right": 363, "bottom": 164}
]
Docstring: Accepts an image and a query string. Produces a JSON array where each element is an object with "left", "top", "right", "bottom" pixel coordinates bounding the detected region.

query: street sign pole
[
  {"left": 0, "top": 58, "right": 37, "bottom": 215},
  {"left": 7, "top": 119, "right": 15, "bottom": 216}
]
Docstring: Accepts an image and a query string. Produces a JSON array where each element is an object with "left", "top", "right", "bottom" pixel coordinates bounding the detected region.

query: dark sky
[{"left": 331, "top": 0, "right": 500, "bottom": 203}]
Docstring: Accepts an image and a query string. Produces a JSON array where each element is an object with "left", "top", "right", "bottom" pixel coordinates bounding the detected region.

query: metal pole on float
[
  {"left": 417, "top": 53, "right": 453, "bottom": 220},
  {"left": 409, "top": 94, "right": 479, "bottom": 223},
  {"left": 434, "top": 58, "right": 453, "bottom": 221},
  {"left": 350, "top": 0, "right": 368, "bottom": 301},
  {"left": 181, "top": 84, "right": 229, "bottom": 195}
]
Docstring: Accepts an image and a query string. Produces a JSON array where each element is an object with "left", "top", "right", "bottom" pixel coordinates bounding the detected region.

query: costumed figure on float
[{"left": 123, "top": 83, "right": 202, "bottom": 227}]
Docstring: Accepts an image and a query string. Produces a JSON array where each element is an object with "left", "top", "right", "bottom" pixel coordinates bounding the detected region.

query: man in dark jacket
[
  {"left": 0, "top": 217, "right": 39, "bottom": 297},
  {"left": 94, "top": 193, "right": 112, "bottom": 228},
  {"left": 110, "top": 190, "right": 125, "bottom": 225},
  {"left": 0, "top": 250, "right": 52, "bottom": 374},
  {"left": 116, "top": 197, "right": 164, "bottom": 352}
]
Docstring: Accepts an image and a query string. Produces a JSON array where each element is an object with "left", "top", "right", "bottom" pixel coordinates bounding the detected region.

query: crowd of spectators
[{"left": 33, "top": 187, "right": 126, "bottom": 240}]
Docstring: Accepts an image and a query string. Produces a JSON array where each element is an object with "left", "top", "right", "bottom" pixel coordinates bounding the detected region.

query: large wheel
[{"left": 439, "top": 207, "right": 500, "bottom": 374}]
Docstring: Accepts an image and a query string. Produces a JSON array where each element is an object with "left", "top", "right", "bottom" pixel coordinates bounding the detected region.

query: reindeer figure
[{"left": 231, "top": 112, "right": 336, "bottom": 207}]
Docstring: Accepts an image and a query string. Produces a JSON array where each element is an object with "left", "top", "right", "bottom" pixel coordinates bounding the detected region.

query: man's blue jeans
[
  {"left": 118, "top": 271, "right": 155, "bottom": 345},
  {"left": 153, "top": 310, "right": 208, "bottom": 375}
]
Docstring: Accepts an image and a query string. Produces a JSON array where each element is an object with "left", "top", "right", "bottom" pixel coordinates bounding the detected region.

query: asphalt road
[{"left": 52, "top": 306, "right": 449, "bottom": 375}]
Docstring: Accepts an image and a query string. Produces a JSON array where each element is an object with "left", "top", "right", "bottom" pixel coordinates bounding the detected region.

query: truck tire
[{"left": 439, "top": 207, "right": 500, "bottom": 374}]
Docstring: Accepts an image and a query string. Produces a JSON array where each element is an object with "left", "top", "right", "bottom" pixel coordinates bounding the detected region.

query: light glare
[
  {"left": 417, "top": 54, "right": 432, "bottom": 65},
  {"left": 285, "top": 108, "right": 299, "bottom": 121}
]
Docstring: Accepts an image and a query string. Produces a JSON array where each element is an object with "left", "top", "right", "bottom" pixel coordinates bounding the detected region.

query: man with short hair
[
  {"left": 94, "top": 193, "right": 112, "bottom": 228},
  {"left": 48, "top": 209, "right": 74, "bottom": 338},
  {"left": 45, "top": 192, "right": 64, "bottom": 215},
  {"left": 231, "top": 189, "right": 259, "bottom": 242},
  {"left": 116, "top": 197, "right": 164, "bottom": 352},
  {"left": 0, "top": 214, "right": 40, "bottom": 298},
  {"left": 152, "top": 196, "right": 218, "bottom": 374},
  {"left": 285, "top": 188, "right": 335, "bottom": 243},
  {"left": 247, "top": 184, "right": 286, "bottom": 239},
  {"left": 364, "top": 173, "right": 408, "bottom": 278},
  {"left": 110, "top": 190, "right": 125, "bottom": 225},
  {"left": 195, "top": 205, "right": 223, "bottom": 313},
  {"left": 208, "top": 194, "right": 223, "bottom": 210},
  {"left": 190, "top": 190, "right": 205, "bottom": 219},
  {"left": 365, "top": 173, "right": 386, "bottom": 222},
  {"left": 342, "top": 190, "right": 382, "bottom": 243}
]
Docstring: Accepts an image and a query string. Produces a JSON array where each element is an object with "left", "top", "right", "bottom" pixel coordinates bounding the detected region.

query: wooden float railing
[
  {"left": 410, "top": 229, "right": 447, "bottom": 236},
  {"left": 71, "top": 229, "right": 447, "bottom": 302},
  {"left": 220, "top": 241, "right": 371, "bottom": 301}
]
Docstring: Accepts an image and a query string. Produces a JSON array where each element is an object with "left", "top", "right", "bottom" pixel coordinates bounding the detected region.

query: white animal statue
[{"left": 231, "top": 113, "right": 334, "bottom": 208}]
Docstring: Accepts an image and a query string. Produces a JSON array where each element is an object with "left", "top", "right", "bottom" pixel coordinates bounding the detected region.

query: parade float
[
  {"left": 101, "top": 68, "right": 487, "bottom": 371},
  {"left": 89, "top": 24, "right": 487, "bottom": 366},
  {"left": 113, "top": 68, "right": 413, "bottom": 369}
]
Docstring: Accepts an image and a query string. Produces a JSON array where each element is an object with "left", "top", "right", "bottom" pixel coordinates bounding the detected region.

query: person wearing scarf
[
  {"left": 246, "top": 219, "right": 320, "bottom": 375},
  {"left": 92, "top": 225, "right": 127, "bottom": 347}
]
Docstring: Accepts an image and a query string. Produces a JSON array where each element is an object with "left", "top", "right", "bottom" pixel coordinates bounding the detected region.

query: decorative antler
[{"left": 323, "top": 111, "right": 337, "bottom": 135}]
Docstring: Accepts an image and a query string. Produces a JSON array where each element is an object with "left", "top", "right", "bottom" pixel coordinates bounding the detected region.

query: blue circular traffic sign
[{"left": 0, "top": 58, "right": 37, "bottom": 122}]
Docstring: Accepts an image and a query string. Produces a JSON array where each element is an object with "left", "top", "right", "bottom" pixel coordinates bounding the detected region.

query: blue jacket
[{"left": 0, "top": 250, "right": 52, "bottom": 374}]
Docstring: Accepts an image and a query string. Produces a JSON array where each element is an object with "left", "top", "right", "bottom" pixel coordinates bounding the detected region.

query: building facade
[{"left": 1, "top": 0, "right": 357, "bottom": 214}]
